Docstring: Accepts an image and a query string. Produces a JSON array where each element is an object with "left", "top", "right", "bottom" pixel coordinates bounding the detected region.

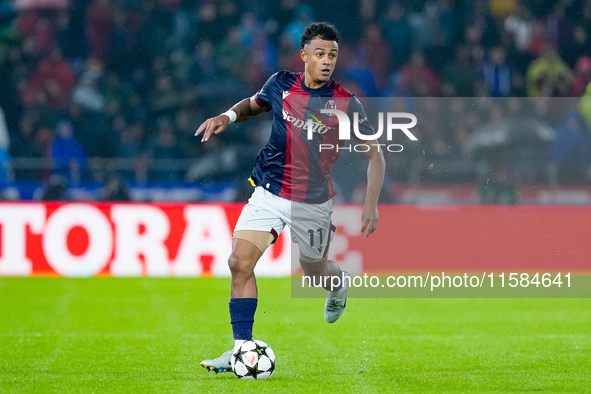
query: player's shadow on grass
[{"left": 201, "top": 373, "right": 287, "bottom": 381}]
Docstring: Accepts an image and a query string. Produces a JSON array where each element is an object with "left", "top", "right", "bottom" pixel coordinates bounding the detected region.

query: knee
[{"left": 228, "top": 253, "right": 254, "bottom": 278}]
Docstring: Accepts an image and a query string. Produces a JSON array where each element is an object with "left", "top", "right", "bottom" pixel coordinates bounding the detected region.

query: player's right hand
[
  {"left": 195, "top": 115, "right": 230, "bottom": 142},
  {"left": 361, "top": 205, "right": 379, "bottom": 238}
]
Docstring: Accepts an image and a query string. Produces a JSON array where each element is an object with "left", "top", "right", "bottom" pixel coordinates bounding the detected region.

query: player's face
[{"left": 301, "top": 38, "right": 339, "bottom": 87}]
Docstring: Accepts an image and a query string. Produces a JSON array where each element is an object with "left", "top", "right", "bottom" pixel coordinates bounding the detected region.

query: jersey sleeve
[
  {"left": 348, "top": 96, "right": 376, "bottom": 142},
  {"left": 253, "top": 72, "right": 280, "bottom": 112}
]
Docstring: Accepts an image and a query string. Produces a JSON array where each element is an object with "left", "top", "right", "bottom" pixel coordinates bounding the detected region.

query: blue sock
[{"left": 229, "top": 298, "right": 258, "bottom": 340}]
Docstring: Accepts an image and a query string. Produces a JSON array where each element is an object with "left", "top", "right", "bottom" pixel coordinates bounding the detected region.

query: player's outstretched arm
[
  {"left": 195, "top": 96, "right": 265, "bottom": 142},
  {"left": 360, "top": 143, "right": 386, "bottom": 238}
]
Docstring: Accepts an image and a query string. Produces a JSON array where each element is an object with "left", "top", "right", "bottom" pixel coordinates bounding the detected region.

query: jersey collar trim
[{"left": 300, "top": 73, "right": 333, "bottom": 94}]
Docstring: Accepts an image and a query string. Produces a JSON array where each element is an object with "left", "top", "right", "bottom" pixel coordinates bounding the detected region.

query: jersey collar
[{"left": 300, "top": 73, "right": 333, "bottom": 94}]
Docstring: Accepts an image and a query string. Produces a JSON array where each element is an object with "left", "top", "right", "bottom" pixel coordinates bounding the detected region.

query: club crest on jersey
[{"left": 325, "top": 99, "right": 337, "bottom": 115}]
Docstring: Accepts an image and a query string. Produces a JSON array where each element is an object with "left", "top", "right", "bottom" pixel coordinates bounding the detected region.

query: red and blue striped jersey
[{"left": 251, "top": 71, "right": 374, "bottom": 203}]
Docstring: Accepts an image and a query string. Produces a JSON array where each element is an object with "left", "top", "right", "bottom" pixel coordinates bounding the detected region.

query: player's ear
[{"left": 300, "top": 48, "right": 307, "bottom": 63}]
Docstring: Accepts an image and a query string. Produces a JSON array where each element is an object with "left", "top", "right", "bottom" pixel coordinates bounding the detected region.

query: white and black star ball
[{"left": 231, "top": 340, "right": 275, "bottom": 380}]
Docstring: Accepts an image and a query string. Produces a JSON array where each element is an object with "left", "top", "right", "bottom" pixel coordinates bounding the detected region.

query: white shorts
[{"left": 233, "top": 186, "right": 335, "bottom": 260}]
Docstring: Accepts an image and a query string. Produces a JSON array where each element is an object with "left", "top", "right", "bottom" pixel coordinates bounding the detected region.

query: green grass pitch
[{"left": 0, "top": 278, "right": 590, "bottom": 393}]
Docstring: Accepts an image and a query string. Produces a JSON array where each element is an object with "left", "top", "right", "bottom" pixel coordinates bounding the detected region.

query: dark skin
[{"left": 195, "top": 38, "right": 385, "bottom": 298}]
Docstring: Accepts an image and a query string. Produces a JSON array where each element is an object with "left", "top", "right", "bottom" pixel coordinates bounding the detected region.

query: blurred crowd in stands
[{"left": 1, "top": 0, "right": 591, "bottom": 198}]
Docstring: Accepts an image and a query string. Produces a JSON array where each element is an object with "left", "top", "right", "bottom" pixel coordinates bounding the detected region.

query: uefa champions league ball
[{"left": 231, "top": 340, "right": 275, "bottom": 380}]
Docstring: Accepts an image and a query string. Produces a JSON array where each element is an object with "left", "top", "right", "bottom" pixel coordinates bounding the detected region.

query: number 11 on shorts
[{"left": 307, "top": 228, "right": 323, "bottom": 246}]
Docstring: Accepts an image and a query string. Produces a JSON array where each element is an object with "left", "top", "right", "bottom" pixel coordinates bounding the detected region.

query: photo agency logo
[{"left": 304, "top": 106, "right": 418, "bottom": 153}]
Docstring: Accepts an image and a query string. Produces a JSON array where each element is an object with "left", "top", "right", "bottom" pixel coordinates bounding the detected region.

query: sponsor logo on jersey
[{"left": 282, "top": 109, "right": 328, "bottom": 134}]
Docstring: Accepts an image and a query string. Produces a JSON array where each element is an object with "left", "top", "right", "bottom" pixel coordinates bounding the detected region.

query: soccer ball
[{"left": 231, "top": 340, "right": 275, "bottom": 380}]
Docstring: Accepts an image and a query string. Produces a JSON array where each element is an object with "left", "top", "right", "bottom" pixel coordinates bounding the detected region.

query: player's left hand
[
  {"left": 195, "top": 115, "right": 230, "bottom": 142},
  {"left": 361, "top": 205, "right": 379, "bottom": 238}
]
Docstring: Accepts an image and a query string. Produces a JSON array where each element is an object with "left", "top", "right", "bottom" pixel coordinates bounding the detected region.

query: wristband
[{"left": 222, "top": 109, "right": 237, "bottom": 124}]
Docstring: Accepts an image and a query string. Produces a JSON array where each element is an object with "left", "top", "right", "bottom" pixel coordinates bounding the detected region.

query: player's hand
[
  {"left": 195, "top": 115, "right": 230, "bottom": 142},
  {"left": 361, "top": 205, "right": 379, "bottom": 238}
]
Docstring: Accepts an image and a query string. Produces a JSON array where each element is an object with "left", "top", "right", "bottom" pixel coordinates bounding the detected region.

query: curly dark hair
[{"left": 300, "top": 22, "right": 340, "bottom": 48}]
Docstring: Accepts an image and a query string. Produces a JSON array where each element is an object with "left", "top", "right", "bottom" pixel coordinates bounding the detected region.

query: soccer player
[{"left": 197, "top": 22, "right": 385, "bottom": 373}]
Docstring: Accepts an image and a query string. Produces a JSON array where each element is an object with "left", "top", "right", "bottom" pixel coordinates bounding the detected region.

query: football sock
[{"left": 229, "top": 298, "right": 257, "bottom": 341}]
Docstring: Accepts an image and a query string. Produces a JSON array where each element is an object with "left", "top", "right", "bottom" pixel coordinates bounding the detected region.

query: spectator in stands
[
  {"left": 504, "top": 4, "right": 535, "bottom": 52},
  {"left": 546, "top": 4, "right": 573, "bottom": 53},
  {"left": 0, "top": 145, "right": 11, "bottom": 185},
  {"left": 22, "top": 48, "right": 75, "bottom": 110},
  {"left": 35, "top": 125, "right": 54, "bottom": 182},
  {"left": 572, "top": 56, "right": 591, "bottom": 97},
  {"left": 85, "top": 0, "right": 115, "bottom": 61},
  {"left": 526, "top": 20, "right": 553, "bottom": 58},
  {"left": 41, "top": 175, "right": 67, "bottom": 201},
  {"left": 30, "top": 16, "right": 57, "bottom": 57},
  {"left": 0, "top": 106, "right": 11, "bottom": 184},
  {"left": 462, "top": 23, "right": 486, "bottom": 65},
  {"left": 246, "top": 30, "right": 278, "bottom": 87},
  {"left": 101, "top": 174, "right": 130, "bottom": 201},
  {"left": 578, "top": 83, "right": 591, "bottom": 131},
  {"left": 72, "top": 58, "right": 106, "bottom": 113},
  {"left": 398, "top": 51, "right": 441, "bottom": 96},
  {"left": 283, "top": 4, "right": 314, "bottom": 48},
  {"left": 355, "top": 23, "right": 391, "bottom": 90},
  {"left": 0, "top": 106, "right": 10, "bottom": 155},
  {"left": 551, "top": 110, "right": 591, "bottom": 183},
  {"left": 0, "top": 39, "right": 20, "bottom": 128},
  {"left": 55, "top": 9, "right": 83, "bottom": 62},
  {"left": 108, "top": 6, "right": 135, "bottom": 75},
  {"left": 188, "top": 40, "right": 217, "bottom": 86},
  {"left": 216, "top": 28, "right": 248, "bottom": 77},
  {"left": 489, "top": 0, "right": 518, "bottom": 20},
  {"left": 480, "top": 46, "right": 515, "bottom": 97},
  {"left": 442, "top": 46, "right": 479, "bottom": 96},
  {"left": 526, "top": 44, "right": 573, "bottom": 97},
  {"left": 149, "top": 117, "right": 185, "bottom": 181},
  {"left": 169, "top": 0, "right": 197, "bottom": 53},
  {"left": 380, "top": 3, "right": 412, "bottom": 67},
  {"left": 51, "top": 119, "right": 87, "bottom": 183},
  {"left": 25, "top": 91, "right": 59, "bottom": 132},
  {"left": 563, "top": 26, "right": 591, "bottom": 69},
  {"left": 238, "top": 11, "right": 263, "bottom": 49},
  {"left": 342, "top": 49, "right": 378, "bottom": 97},
  {"left": 103, "top": 72, "right": 133, "bottom": 120},
  {"left": 118, "top": 121, "right": 144, "bottom": 161},
  {"left": 149, "top": 74, "right": 192, "bottom": 118},
  {"left": 470, "top": 1, "right": 501, "bottom": 49},
  {"left": 10, "top": 116, "right": 41, "bottom": 181}
]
